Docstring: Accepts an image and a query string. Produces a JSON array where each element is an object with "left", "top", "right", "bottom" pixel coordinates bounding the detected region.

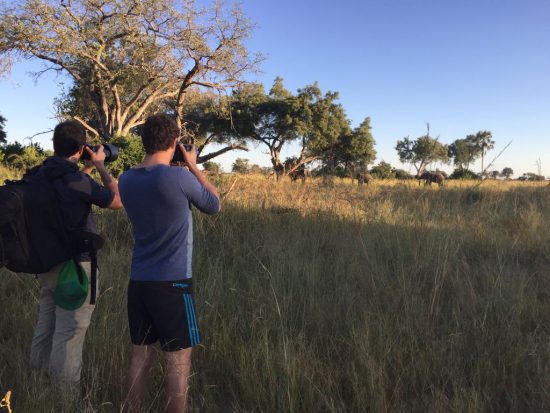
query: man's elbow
[
  {"left": 108, "top": 195, "right": 123, "bottom": 210},
  {"left": 204, "top": 200, "right": 221, "bottom": 215}
]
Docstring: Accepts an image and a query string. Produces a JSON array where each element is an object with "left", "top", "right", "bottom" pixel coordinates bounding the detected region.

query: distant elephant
[
  {"left": 357, "top": 172, "right": 373, "bottom": 186},
  {"left": 420, "top": 171, "right": 445, "bottom": 187},
  {"left": 288, "top": 164, "right": 311, "bottom": 183}
]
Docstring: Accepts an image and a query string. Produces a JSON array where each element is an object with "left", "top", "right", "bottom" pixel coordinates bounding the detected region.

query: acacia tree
[
  {"left": 179, "top": 88, "right": 250, "bottom": 163},
  {"left": 448, "top": 136, "right": 481, "bottom": 172},
  {"left": 220, "top": 77, "right": 302, "bottom": 176},
  {"left": 0, "top": 0, "right": 262, "bottom": 158},
  {"left": 232, "top": 157, "right": 249, "bottom": 174},
  {"left": 395, "top": 126, "right": 449, "bottom": 177},
  {"left": 289, "top": 83, "right": 351, "bottom": 175},
  {"left": 328, "top": 117, "right": 376, "bottom": 178},
  {"left": 501, "top": 167, "right": 514, "bottom": 179}
]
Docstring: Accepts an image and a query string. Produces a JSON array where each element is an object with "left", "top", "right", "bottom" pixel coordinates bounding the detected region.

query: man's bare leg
[
  {"left": 165, "top": 347, "right": 193, "bottom": 413},
  {"left": 125, "top": 345, "right": 155, "bottom": 412}
]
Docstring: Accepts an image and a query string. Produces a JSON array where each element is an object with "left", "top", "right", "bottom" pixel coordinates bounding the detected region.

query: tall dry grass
[{"left": 1, "top": 174, "right": 549, "bottom": 412}]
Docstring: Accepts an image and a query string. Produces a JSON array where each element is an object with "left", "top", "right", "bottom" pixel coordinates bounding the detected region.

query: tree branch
[
  {"left": 197, "top": 144, "right": 248, "bottom": 163},
  {"left": 74, "top": 116, "right": 100, "bottom": 137}
]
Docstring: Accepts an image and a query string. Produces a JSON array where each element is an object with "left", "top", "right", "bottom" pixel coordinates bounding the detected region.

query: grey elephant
[
  {"left": 289, "top": 164, "right": 311, "bottom": 183},
  {"left": 420, "top": 171, "right": 445, "bottom": 187},
  {"left": 357, "top": 172, "right": 373, "bottom": 186}
]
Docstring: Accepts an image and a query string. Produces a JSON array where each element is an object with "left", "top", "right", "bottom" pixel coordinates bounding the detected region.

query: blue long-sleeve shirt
[{"left": 119, "top": 164, "right": 219, "bottom": 281}]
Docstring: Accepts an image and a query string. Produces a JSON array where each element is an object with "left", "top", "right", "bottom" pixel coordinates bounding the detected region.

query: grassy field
[{"left": 1, "top": 173, "right": 549, "bottom": 412}]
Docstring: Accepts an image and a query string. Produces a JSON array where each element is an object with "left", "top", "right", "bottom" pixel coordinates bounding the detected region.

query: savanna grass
[{"left": 1, "top": 173, "right": 549, "bottom": 412}]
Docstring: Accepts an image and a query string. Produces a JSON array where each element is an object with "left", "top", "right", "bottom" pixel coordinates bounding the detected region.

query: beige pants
[{"left": 29, "top": 261, "right": 98, "bottom": 384}]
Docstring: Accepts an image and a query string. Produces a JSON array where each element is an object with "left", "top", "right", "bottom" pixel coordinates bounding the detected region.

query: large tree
[
  {"left": 0, "top": 0, "right": 262, "bottom": 152},
  {"left": 178, "top": 88, "right": 250, "bottom": 163},
  {"left": 187, "top": 78, "right": 352, "bottom": 178},
  {"left": 290, "top": 83, "right": 351, "bottom": 175},
  {"left": 470, "top": 130, "right": 494, "bottom": 176},
  {"left": 329, "top": 117, "right": 376, "bottom": 177},
  {"left": 448, "top": 136, "right": 481, "bottom": 172},
  {"left": 500, "top": 167, "right": 514, "bottom": 179},
  {"left": 395, "top": 126, "right": 449, "bottom": 176}
]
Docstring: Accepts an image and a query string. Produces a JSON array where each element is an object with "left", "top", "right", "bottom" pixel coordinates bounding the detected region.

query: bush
[
  {"left": 5, "top": 144, "right": 48, "bottom": 172},
  {"left": 370, "top": 161, "right": 395, "bottom": 179},
  {"left": 202, "top": 161, "right": 221, "bottom": 174},
  {"left": 232, "top": 158, "right": 250, "bottom": 174},
  {"left": 394, "top": 168, "right": 413, "bottom": 179},
  {"left": 107, "top": 134, "right": 145, "bottom": 177},
  {"left": 449, "top": 168, "right": 479, "bottom": 180}
]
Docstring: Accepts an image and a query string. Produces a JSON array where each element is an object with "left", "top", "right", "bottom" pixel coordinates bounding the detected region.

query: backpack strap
[
  {"left": 73, "top": 258, "right": 85, "bottom": 285},
  {"left": 77, "top": 231, "right": 104, "bottom": 305},
  {"left": 89, "top": 248, "right": 98, "bottom": 305}
]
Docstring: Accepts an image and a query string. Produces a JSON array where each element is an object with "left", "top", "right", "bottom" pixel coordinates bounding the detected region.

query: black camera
[
  {"left": 81, "top": 143, "right": 119, "bottom": 163},
  {"left": 172, "top": 143, "right": 195, "bottom": 163}
]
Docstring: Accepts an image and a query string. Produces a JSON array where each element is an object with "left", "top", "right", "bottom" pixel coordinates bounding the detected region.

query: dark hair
[
  {"left": 53, "top": 121, "right": 87, "bottom": 157},
  {"left": 140, "top": 114, "right": 180, "bottom": 154}
]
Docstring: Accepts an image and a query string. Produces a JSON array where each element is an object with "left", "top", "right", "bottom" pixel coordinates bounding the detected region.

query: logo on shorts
[{"left": 0, "top": 390, "right": 12, "bottom": 413}]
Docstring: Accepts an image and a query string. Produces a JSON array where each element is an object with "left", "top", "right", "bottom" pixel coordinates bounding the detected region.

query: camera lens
[{"left": 80, "top": 143, "right": 118, "bottom": 162}]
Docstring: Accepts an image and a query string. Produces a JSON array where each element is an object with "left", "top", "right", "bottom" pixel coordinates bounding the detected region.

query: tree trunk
[{"left": 270, "top": 149, "right": 284, "bottom": 180}]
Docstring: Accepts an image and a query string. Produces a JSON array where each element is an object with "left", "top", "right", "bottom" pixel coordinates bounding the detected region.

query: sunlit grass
[{"left": 1, "top": 173, "right": 549, "bottom": 412}]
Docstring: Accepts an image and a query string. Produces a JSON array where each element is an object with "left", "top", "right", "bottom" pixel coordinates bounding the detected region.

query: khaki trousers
[{"left": 29, "top": 261, "right": 98, "bottom": 384}]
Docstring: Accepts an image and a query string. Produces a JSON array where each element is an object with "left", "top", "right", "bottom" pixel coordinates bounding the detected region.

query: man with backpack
[
  {"left": 119, "top": 114, "right": 220, "bottom": 412},
  {"left": 28, "top": 121, "right": 122, "bottom": 384}
]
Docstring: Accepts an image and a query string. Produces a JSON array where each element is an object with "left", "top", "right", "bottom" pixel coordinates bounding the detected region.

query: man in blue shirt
[{"left": 119, "top": 114, "right": 220, "bottom": 413}]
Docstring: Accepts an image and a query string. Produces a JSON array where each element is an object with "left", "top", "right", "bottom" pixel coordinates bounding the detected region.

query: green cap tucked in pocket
[{"left": 54, "top": 260, "right": 89, "bottom": 310}]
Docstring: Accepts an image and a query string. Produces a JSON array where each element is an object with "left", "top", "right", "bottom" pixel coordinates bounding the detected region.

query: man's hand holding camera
[
  {"left": 82, "top": 145, "right": 106, "bottom": 175},
  {"left": 176, "top": 143, "right": 220, "bottom": 201},
  {"left": 85, "top": 144, "right": 107, "bottom": 166},
  {"left": 82, "top": 144, "right": 118, "bottom": 197},
  {"left": 178, "top": 143, "right": 197, "bottom": 169}
]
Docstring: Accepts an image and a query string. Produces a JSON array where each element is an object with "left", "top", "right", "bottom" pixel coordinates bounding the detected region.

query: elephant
[
  {"left": 288, "top": 164, "right": 311, "bottom": 183},
  {"left": 356, "top": 172, "right": 373, "bottom": 186},
  {"left": 419, "top": 171, "right": 445, "bottom": 187}
]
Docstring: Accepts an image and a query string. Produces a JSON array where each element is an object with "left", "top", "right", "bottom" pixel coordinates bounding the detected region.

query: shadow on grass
[{"left": 1, "top": 186, "right": 549, "bottom": 412}]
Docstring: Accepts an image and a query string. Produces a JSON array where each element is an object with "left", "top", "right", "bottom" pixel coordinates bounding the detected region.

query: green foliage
[
  {"left": 396, "top": 132, "right": 449, "bottom": 176},
  {"left": 394, "top": 168, "right": 413, "bottom": 179},
  {"left": 106, "top": 134, "right": 145, "bottom": 178},
  {"left": 202, "top": 161, "right": 222, "bottom": 174},
  {"left": 448, "top": 136, "right": 481, "bottom": 171},
  {"left": 5, "top": 144, "right": 47, "bottom": 171},
  {"left": 193, "top": 78, "right": 356, "bottom": 176},
  {"left": 449, "top": 168, "right": 480, "bottom": 180},
  {"left": 501, "top": 167, "right": 514, "bottom": 179},
  {"left": 331, "top": 117, "right": 376, "bottom": 175},
  {"left": 295, "top": 83, "right": 351, "bottom": 157},
  {"left": 232, "top": 158, "right": 250, "bottom": 174},
  {"left": 181, "top": 90, "right": 250, "bottom": 161},
  {"left": 370, "top": 161, "right": 395, "bottom": 179},
  {"left": 0, "top": 113, "right": 6, "bottom": 144},
  {"left": 469, "top": 130, "right": 495, "bottom": 174},
  {"left": 1, "top": 141, "right": 23, "bottom": 161}
]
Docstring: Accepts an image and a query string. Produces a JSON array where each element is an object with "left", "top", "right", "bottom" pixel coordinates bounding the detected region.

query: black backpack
[{"left": 0, "top": 165, "right": 103, "bottom": 303}]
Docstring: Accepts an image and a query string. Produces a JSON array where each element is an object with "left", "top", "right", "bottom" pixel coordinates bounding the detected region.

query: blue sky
[{"left": 1, "top": 0, "right": 549, "bottom": 176}]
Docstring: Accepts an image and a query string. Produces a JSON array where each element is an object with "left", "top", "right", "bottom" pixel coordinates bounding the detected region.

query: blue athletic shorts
[{"left": 127, "top": 279, "right": 201, "bottom": 351}]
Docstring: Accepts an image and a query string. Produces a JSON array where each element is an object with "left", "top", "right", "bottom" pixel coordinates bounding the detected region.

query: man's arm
[
  {"left": 84, "top": 145, "right": 123, "bottom": 210},
  {"left": 180, "top": 144, "right": 220, "bottom": 211}
]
